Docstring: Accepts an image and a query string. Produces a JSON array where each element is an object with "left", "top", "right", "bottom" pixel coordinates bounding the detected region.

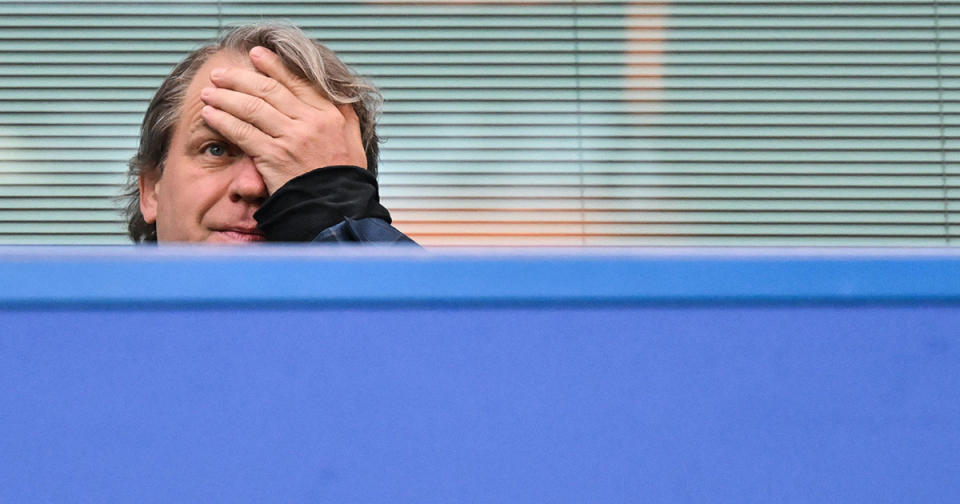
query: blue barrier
[{"left": 1, "top": 247, "right": 959, "bottom": 502}]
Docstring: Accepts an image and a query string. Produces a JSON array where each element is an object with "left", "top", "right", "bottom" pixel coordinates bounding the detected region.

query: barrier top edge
[{"left": 1, "top": 245, "right": 959, "bottom": 305}]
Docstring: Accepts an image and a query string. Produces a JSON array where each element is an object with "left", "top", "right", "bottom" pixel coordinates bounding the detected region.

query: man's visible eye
[{"left": 202, "top": 143, "right": 227, "bottom": 157}]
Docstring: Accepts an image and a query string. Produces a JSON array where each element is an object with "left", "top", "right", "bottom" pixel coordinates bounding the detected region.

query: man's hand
[{"left": 199, "top": 46, "right": 367, "bottom": 194}]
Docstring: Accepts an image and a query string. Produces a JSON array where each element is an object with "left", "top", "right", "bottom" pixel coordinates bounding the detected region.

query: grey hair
[{"left": 122, "top": 22, "right": 383, "bottom": 242}]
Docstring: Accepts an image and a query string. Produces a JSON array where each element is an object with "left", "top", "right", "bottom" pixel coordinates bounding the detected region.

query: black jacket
[{"left": 254, "top": 166, "right": 416, "bottom": 244}]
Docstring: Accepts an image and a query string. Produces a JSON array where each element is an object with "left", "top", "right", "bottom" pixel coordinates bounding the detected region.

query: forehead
[
  {"left": 174, "top": 50, "right": 253, "bottom": 137},
  {"left": 185, "top": 49, "right": 253, "bottom": 97}
]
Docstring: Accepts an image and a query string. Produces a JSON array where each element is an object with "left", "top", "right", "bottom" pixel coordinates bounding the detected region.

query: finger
[
  {"left": 209, "top": 66, "right": 303, "bottom": 119},
  {"left": 200, "top": 86, "right": 289, "bottom": 138},
  {"left": 200, "top": 105, "right": 273, "bottom": 157},
  {"left": 248, "top": 46, "right": 340, "bottom": 114}
]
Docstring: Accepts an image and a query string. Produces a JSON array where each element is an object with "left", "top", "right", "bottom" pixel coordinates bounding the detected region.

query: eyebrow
[{"left": 188, "top": 119, "right": 221, "bottom": 137}]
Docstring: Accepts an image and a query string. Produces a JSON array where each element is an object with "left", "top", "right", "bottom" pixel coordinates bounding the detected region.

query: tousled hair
[{"left": 122, "top": 22, "right": 382, "bottom": 242}]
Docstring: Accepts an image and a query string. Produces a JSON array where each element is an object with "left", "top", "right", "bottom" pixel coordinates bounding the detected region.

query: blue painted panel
[{"left": 1, "top": 248, "right": 959, "bottom": 502}]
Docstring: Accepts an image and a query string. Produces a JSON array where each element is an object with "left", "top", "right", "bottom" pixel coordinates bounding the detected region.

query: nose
[{"left": 228, "top": 155, "right": 267, "bottom": 205}]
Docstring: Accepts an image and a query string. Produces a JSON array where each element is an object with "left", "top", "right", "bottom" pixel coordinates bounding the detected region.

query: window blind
[{"left": 0, "top": 0, "right": 956, "bottom": 245}]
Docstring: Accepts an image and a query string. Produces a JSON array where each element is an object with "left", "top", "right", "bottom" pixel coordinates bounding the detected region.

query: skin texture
[{"left": 139, "top": 47, "right": 366, "bottom": 243}]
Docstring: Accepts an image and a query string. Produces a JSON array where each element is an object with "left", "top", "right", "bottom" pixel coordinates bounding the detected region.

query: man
[{"left": 124, "top": 22, "right": 414, "bottom": 244}]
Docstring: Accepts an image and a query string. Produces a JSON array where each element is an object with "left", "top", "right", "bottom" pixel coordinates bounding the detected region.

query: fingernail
[
  {"left": 201, "top": 87, "right": 213, "bottom": 99},
  {"left": 210, "top": 68, "right": 225, "bottom": 79},
  {"left": 250, "top": 46, "right": 265, "bottom": 58}
]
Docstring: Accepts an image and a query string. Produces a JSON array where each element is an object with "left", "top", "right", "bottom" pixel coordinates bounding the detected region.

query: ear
[{"left": 138, "top": 169, "right": 161, "bottom": 224}]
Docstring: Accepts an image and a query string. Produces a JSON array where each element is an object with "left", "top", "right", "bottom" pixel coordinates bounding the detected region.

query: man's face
[{"left": 139, "top": 50, "right": 267, "bottom": 243}]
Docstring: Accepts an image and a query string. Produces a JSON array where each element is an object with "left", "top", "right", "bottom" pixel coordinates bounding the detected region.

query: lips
[{"left": 214, "top": 227, "right": 266, "bottom": 242}]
